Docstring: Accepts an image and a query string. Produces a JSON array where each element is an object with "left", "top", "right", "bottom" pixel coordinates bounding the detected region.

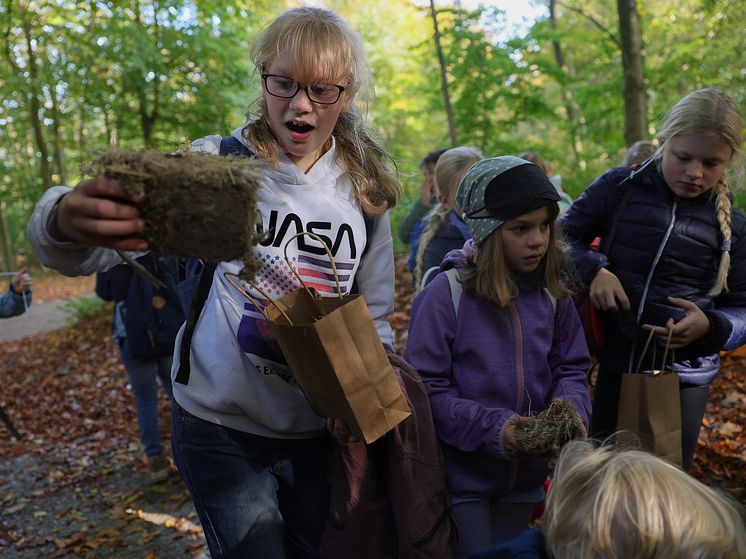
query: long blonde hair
[
  {"left": 414, "top": 147, "right": 483, "bottom": 290},
  {"left": 243, "top": 7, "right": 400, "bottom": 217},
  {"left": 461, "top": 203, "right": 570, "bottom": 308},
  {"left": 544, "top": 441, "right": 746, "bottom": 559},
  {"left": 656, "top": 88, "right": 743, "bottom": 296}
]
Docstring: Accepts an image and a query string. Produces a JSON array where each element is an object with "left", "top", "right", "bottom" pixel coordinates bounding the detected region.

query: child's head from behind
[
  {"left": 621, "top": 140, "right": 657, "bottom": 166},
  {"left": 657, "top": 88, "right": 743, "bottom": 197},
  {"left": 517, "top": 151, "right": 552, "bottom": 176},
  {"left": 456, "top": 156, "right": 567, "bottom": 306},
  {"left": 434, "top": 146, "right": 483, "bottom": 210},
  {"left": 544, "top": 441, "right": 746, "bottom": 559}
]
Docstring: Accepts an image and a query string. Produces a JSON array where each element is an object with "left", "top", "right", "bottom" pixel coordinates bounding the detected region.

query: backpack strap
[
  {"left": 174, "top": 261, "right": 216, "bottom": 385},
  {"left": 444, "top": 268, "right": 463, "bottom": 315},
  {"left": 175, "top": 137, "right": 254, "bottom": 385},
  {"left": 349, "top": 213, "right": 377, "bottom": 295},
  {"left": 219, "top": 136, "right": 253, "bottom": 157}
]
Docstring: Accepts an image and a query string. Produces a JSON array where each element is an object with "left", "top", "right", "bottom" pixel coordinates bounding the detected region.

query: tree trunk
[
  {"left": 0, "top": 205, "right": 12, "bottom": 272},
  {"left": 617, "top": 0, "right": 647, "bottom": 145},
  {"left": 49, "top": 84, "right": 67, "bottom": 185},
  {"left": 22, "top": 11, "right": 53, "bottom": 191},
  {"left": 429, "top": 0, "right": 458, "bottom": 147},
  {"left": 549, "top": 0, "right": 582, "bottom": 165}
]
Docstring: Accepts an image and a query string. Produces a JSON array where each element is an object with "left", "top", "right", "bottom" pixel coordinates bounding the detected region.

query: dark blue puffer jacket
[{"left": 559, "top": 161, "right": 746, "bottom": 384}]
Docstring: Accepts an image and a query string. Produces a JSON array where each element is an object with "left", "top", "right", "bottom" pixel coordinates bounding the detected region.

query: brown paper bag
[
  {"left": 616, "top": 329, "right": 682, "bottom": 466},
  {"left": 226, "top": 232, "right": 411, "bottom": 444}
]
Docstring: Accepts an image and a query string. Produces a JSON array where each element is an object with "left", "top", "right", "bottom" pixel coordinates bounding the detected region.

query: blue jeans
[
  {"left": 171, "top": 401, "right": 331, "bottom": 559},
  {"left": 119, "top": 341, "right": 174, "bottom": 457}
]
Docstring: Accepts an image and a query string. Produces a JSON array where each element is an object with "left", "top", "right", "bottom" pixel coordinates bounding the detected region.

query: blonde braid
[
  {"left": 413, "top": 206, "right": 450, "bottom": 292},
  {"left": 710, "top": 177, "right": 732, "bottom": 296}
]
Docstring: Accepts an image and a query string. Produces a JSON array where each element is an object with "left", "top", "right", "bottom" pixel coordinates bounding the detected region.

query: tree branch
[{"left": 555, "top": 0, "right": 622, "bottom": 50}]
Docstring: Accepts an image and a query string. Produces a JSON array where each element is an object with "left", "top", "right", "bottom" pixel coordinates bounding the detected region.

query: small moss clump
[
  {"left": 86, "top": 148, "right": 263, "bottom": 279},
  {"left": 510, "top": 400, "right": 585, "bottom": 457}
]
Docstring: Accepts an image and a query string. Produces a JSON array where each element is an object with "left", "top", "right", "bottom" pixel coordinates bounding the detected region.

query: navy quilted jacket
[{"left": 559, "top": 162, "right": 746, "bottom": 384}]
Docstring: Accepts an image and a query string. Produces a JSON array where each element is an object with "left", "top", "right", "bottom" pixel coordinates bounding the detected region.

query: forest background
[{"left": 0, "top": 0, "right": 744, "bottom": 266}]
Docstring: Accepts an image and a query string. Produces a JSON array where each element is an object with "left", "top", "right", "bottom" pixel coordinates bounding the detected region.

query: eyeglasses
[{"left": 261, "top": 73, "right": 346, "bottom": 105}]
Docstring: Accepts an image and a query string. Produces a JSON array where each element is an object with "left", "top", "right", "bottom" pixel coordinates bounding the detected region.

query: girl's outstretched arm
[{"left": 28, "top": 186, "right": 136, "bottom": 276}]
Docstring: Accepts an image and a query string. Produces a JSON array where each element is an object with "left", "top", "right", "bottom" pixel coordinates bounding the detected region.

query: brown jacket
[{"left": 321, "top": 352, "right": 454, "bottom": 558}]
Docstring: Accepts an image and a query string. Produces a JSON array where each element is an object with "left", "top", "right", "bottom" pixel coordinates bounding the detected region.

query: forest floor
[{"left": 0, "top": 258, "right": 743, "bottom": 558}]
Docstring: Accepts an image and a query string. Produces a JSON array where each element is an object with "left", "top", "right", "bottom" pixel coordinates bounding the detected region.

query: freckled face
[
  {"left": 263, "top": 54, "right": 349, "bottom": 173},
  {"left": 500, "top": 205, "right": 552, "bottom": 274},
  {"left": 661, "top": 134, "right": 732, "bottom": 199}
]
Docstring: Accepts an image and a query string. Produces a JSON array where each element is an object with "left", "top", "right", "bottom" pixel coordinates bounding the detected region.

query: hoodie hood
[
  {"left": 231, "top": 127, "right": 344, "bottom": 187},
  {"left": 439, "top": 239, "right": 476, "bottom": 272}
]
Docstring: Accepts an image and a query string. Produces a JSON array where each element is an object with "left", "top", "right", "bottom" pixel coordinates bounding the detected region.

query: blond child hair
[
  {"left": 243, "top": 6, "right": 400, "bottom": 217},
  {"left": 413, "top": 146, "right": 483, "bottom": 290},
  {"left": 543, "top": 440, "right": 746, "bottom": 559},
  {"left": 655, "top": 88, "right": 743, "bottom": 296}
]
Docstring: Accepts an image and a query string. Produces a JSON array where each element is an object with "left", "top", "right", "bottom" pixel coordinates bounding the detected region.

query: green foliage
[
  {"left": 62, "top": 295, "right": 107, "bottom": 322},
  {"left": 1, "top": 0, "right": 745, "bottom": 259}
]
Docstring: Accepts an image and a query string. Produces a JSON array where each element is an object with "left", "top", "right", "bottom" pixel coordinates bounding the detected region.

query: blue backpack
[{"left": 123, "top": 254, "right": 186, "bottom": 359}]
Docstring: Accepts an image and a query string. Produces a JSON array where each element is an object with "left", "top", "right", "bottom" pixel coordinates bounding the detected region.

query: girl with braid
[
  {"left": 559, "top": 88, "right": 746, "bottom": 471},
  {"left": 414, "top": 146, "right": 483, "bottom": 290}
]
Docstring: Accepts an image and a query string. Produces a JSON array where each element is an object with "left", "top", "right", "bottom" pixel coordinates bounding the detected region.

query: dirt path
[
  {"left": 0, "top": 295, "right": 98, "bottom": 343},
  {"left": 0, "top": 273, "right": 208, "bottom": 558}
]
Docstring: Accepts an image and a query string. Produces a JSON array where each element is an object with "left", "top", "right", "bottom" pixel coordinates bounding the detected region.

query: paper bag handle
[
  {"left": 283, "top": 231, "right": 343, "bottom": 300},
  {"left": 223, "top": 272, "right": 294, "bottom": 325},
  {"left": 635, "top": 326, "right": 675, "bottom": 375}
]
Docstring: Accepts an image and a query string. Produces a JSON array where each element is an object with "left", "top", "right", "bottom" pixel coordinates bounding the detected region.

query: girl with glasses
[{"left": 28, "top": 7, "right": 400, "bottom": 558}]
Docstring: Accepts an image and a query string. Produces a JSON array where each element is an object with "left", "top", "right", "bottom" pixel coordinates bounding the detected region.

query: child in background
[
  {"left": 621, "top": 139, "right": 657, "bottom": 167},
  {"left": 559, "top": 88, "right": 746, "bottom": 471},
  {"left": 28, "top": 7, "right": 400, "bottom": 558},
  {"left": 518, "top": 151, "right": 573, "bottom": 214},
  {"left": 95, "top": 258, "right": 182, "bottom": 475},
  {"left": 406, "top": 156, "right": 591, "bottom": 558},
  {"left": 468, "top": 440, "right": 746, "bottom": 559},
  {"left": 399, "top": 147, "right": 448, "bottom": 246},
  {"left": 0, "top": 268, "right": 32, "bottom": 318},
  {"left": 413, "top": 146, "right": 483, "bottom": 289}
]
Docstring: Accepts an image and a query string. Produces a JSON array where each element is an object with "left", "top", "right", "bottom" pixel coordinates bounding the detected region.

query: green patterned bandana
[{"left": 456, "top": 156, "right": 560, "bottom": 247}]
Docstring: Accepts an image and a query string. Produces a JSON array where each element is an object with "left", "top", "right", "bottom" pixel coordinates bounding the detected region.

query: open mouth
[{"left": 286, "top": 120, "right": 314, "bottom": 134}]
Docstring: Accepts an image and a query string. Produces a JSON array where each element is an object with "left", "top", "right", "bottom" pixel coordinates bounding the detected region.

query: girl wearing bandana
[{"left": 405, "top": 156, "right": 591, "bottom": 558}]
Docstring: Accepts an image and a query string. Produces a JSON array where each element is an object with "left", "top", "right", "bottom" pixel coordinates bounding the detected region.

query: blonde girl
[
  {"left": 560, "top": 87, "right": 746, "bottom": 471},
  {"left": 29, "top": 7, "right": 399, "bottom": 558},
  {"left": 413, "top": 146, "right": 483, "bottom": 289},
  {"left": 406, "top": 157, "right": 590, "bottom": 558}
]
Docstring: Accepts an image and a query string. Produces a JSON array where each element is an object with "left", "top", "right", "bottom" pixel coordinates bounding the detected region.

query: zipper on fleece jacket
[
  {"left": 628, "top": 198, "right": 678, "bottom": 370},
  {"left": 506, "top": 303, "right": 525, "bottom": 494}
]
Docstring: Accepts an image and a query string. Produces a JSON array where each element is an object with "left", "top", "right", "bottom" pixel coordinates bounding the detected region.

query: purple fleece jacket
[{"left": 405, "top": 248, "right": 591, "bottom": 497}]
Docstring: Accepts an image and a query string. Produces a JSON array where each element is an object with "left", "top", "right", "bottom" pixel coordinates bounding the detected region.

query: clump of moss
[
  {"left": 86, "top": 148, "right": 263, "bottom": 279},
  {"left": 510, "top": 400, "right": 585, "bottom": 457}
]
